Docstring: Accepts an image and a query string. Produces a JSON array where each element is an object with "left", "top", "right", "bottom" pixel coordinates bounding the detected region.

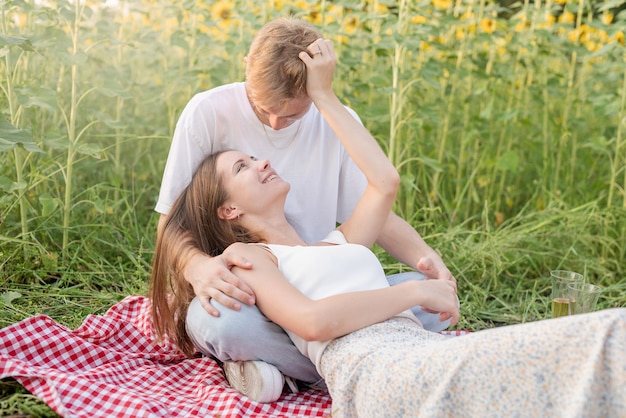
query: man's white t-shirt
[{"left": 156, "top": 82, "right": 367, "bottom": 244}]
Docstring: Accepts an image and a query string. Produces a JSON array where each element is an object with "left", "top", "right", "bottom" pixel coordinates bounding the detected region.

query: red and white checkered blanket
[
  {"left": 1, "top": 295, "right": 468, "bottom": 417},
  {"left": 1, "top": 296, "right": 332, "bottom": 417}
]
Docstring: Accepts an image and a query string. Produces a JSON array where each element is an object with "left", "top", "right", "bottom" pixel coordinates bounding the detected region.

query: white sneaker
[{"left": 223, "top": 360, "right": 285, "bottom": 403}]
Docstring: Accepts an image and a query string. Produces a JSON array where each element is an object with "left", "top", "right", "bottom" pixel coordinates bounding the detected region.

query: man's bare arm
[
  {"left": 376, "top": 212, "right": 455, "bottom": 283},
  {"left": 157, "top": 214, "right": 255, "bottom": 316}
]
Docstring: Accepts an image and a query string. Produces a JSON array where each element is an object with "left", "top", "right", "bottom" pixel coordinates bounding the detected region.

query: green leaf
[
  {"left": 597, "top": 0, "right": 626, "bottom": 12},
  {"left": 98, "top": 81, "right": 133, "bottom": 99},
  {"left": 42, "top": 134, "right": 70, "bottom": 151},
  {"left": 496, "top": 151, "right": 519, "bottom": 172},
  {"left": 39, "top": 193, "right": 60, "bottom": 217},
  {"left": 0, "top": 119, "right": 43, "bottom": 153},
  {"left": 0, "top": 291, "right": 23, "bottom": 306},
  {"left": 0, "top": 176, "right": 15, "bottom": 191},
  {"left": 0, "top": 176, "right": 27, "bottom": 192},
  {"left": 170, "top": 30, "right": 189, "bottom": 50},
  {"left": 76, "top": 142, "right": 103, "bottom": 159},
  {"left": 17, "top": 86, "right": 58, "bottom": 112},
  {"left": 0, "top": 34, "right": 35, "bottom": 52}
]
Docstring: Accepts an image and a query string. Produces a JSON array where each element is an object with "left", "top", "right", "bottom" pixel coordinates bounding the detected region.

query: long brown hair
[{"left": 149, "top": 151, "right": 262, "bottom": 357}]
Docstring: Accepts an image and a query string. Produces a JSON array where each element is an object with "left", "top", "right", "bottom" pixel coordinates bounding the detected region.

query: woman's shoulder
[{"left": 224, "top": 242, "right": 277, "bottom": 263}]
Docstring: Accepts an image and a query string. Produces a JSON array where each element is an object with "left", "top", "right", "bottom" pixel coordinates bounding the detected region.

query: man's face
[{"left": 251, "top": 96, "right": 312, "bottom": 130}]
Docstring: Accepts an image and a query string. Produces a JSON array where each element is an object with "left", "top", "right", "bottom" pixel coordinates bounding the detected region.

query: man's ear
[{"left": 218, "top": 205, "right": 239, "bottom": 220}]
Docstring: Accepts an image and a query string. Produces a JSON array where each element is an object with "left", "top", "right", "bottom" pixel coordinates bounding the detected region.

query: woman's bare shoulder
[{"left": 224, "top": 242, "right": 277, "bottom": 263}]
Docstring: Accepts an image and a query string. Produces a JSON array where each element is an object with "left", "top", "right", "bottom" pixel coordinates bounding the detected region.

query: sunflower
[{"left": 211, "top": 0, "right": 234, "bottom": 22}]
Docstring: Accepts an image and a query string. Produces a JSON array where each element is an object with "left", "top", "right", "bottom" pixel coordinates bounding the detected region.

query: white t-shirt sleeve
[{"left": 155, "top": 94, "right": 215, "bottom": 215}]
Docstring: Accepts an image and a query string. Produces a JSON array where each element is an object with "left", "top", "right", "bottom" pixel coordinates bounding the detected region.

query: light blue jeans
[{"left": 186, "top": 271, "right": 453, "bottom": 386}]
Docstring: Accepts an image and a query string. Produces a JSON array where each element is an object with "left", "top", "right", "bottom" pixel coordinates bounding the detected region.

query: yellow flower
[
  {"left": 460, "top": 11, "right": 473, "bottom": 21},
  {"left": 609, "top": 30, "right": 624, "bottom": 45},
  {"left": 211, "top": 0, "right": 234, "bottom": 21},
  {"left": 374, "top": 3, "right": 390, "bottom": 15},
  {"left": 273, "top": 0, "right": 286, "bottom": 11},
  {"left": 195, "top": 0, "right": 210, "bottom": 10},
  {"left": 480, "top": 18, "right": 496, "bottom": 34},
  {"left": 342, "top": 16, "right": 359, "bottom": 34},
  {"left": 456, "top": 27, "right": 466, "bottom": 40},
  {"left": 333, "top": 34, "right": 350, "bottom": 44},
  {"left": 323, "top": 4, "right": 344, "bottom": 25},
  {"left": 292, "top": 0, "right": 310, "bottom": 9},
  {"left": 164, "top": 16, "right": 179, "bottom": 36},
  {"left": 198, "top": 73, "right": 211, "bottom": 89},
  {"left": 198, "top": 23, "right": 210, "bottom": 34},
  {"left": 585, "top": 40, "right": 600, "bottom": 52},
  {"left": 568, "top": 29, "right": 579, "bottom": 43},
  {"left": 432, "top": 0, "right": 452, "bottom": 10},
  {"left": 412, "top": 15, "right": 428, "bottom": 25},
  {"left": 578, "top": 24, "right": 592, "bottom": 44},
  {"left": 513, "top": 16, "right": 530, "bottom": 32},
  {"left": 601, "top": 13, "right": 614, "bottom": 25},
  {"left": 559, "top": 11, "right": 575, "bottom": 24},
  {"left": 305, "top": 10, "right": 322, "bottom": 25}
]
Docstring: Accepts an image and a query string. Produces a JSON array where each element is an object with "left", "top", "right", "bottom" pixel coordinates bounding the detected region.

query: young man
[{"left": 155, "top": 17, "right": 457, "bottom": 402}]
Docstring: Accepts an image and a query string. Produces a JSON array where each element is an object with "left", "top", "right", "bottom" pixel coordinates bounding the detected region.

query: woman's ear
[{"left": 218, "top": 205, "right": 239, "bottom": 220}]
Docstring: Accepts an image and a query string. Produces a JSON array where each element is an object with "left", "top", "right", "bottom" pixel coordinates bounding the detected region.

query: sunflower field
[{"left": 1, "top": 0, "right": 625, "bottom": 413}]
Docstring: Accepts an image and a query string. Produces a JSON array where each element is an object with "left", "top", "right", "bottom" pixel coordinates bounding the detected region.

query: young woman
[{"left": 150, "top": 39, "right": 626, "bottom": 416}]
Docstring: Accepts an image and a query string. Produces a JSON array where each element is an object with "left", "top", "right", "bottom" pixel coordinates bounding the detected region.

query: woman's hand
[
  {"left": 415, "top": 279, "right": 460, "bottom": 326},
  {"left": 184, "top": 251, "right": 256, "bottom": 317}
]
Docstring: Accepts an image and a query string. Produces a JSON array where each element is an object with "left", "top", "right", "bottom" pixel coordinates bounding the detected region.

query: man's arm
[
  {"left": 376, "top": 212, "right": 456, "bottom": 283},
  {"left": 157, "top": 214, "right": 256, "bottom": 316}
]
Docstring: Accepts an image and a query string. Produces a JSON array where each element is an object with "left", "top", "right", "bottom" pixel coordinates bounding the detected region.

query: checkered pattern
[
  {"left": 1, "top": 296, "right": 331, "bottom": 417},
  {"left": 1, "top": 296, "right": 468, "bottom": 417}
]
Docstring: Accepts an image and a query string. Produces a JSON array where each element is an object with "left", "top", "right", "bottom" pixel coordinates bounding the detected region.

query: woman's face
[{"left": 217, "top": 150, "right": 290, "bottom": 217}]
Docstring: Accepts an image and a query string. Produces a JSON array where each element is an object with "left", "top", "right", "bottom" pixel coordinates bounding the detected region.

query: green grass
[{"left": 1, "top": 0, "right": 626, "bottom": 415}]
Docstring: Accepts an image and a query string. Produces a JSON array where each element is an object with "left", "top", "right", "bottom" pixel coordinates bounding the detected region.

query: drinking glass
[
  {"left": 550, "top": 270, "right": 583, "bottom": 318},
  {"left": 567, "top": 283, "right": 602, "bottom": 315}
]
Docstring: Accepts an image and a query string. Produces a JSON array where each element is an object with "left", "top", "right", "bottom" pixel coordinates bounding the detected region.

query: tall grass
[
  {"left": 1, "top": 0, "right": 625, "bottom": 413},
  {"left": 0, "top": 0, "right": 626, "bottom": 342},
  {"left": 0, "top": 0, "right": 624, "bottom": 320}
]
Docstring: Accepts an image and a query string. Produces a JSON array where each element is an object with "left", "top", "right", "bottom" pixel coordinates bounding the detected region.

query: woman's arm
[
  {"left": 299, "top": 41, "right": 400, "bottom": 248},
  {"left": 227, "top": 243, "right": 459, "bottom": 342}
]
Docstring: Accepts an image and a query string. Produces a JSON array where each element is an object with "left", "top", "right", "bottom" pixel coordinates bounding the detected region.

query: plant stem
[
  {"left": 62, "top": 0, "right": 84, "bottom": 254},
  {"left": 1, "top": 3, "right": 29, "bottom": 241},
  {"left": 607, "top": 58, "right": 626, "bottom": 208},
  {"left": 388, "top": 0, "right": 409, "bottom": 167}
]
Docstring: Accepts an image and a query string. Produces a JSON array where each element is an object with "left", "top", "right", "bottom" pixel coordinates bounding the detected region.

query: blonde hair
[{"left": 245, "top": 17, "right": 322, "bottom": 109}]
